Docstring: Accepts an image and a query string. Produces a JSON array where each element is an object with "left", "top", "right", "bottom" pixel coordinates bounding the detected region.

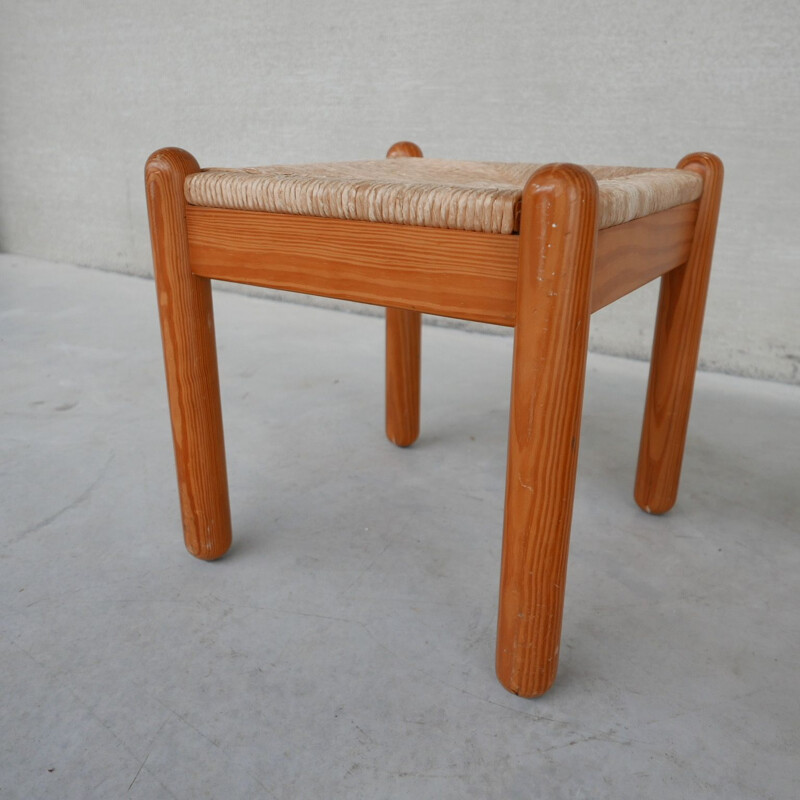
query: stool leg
[
  {"left": 384, "top": 140, "right": 424, "bottom": 447},
  {"left": 145, "top": 148, "right": 232, "bottom": 560},
  {"left": 385, "top": 307, "right": 421, "bottom": 446},
  {"left": 635, "top": 153, "right": 724, "bottom": 515},
  {"left": 496, "top": 164, "right": 598, "bottom": 697}
]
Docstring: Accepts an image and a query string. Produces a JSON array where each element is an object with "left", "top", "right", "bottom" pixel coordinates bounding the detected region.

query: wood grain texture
[
  {"left": 186, "top": 207, "right": 519, "bottom": 325},
  {"left": 145, "top": 148, "right": 232, "bottom": 560},
  {"left": 385, "top": 308, "right": 421, "bottom": 446},
  {"left": 591, "top": 202, "right": 698, "bottom": 311},
  {"left": 635, "top": 153, "right": 724, "bottom": 514},
  {"left": 386, "top": 141, "right": 423, "bottom": 158},
  {"left": 186, "top": 203, "right": 696, "bottom": 326},
  {"left": 495, "top": 164, "right": 598, "bottom": 697},
  {"left": 385, "top": 141, "right": 423, "bottom": 446},
  {"left": 148, "top": 143, "right": 722, "bottom": 697}
]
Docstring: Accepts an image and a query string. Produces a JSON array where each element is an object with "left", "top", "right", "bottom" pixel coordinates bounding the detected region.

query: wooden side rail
[
  {"left": 592, "top": 201, "right": 698, "bottom": 311},
  {"left": 186, "top": 201, "right": 699, "bottom": 326},
  {"left": 187, "top": 207, "right": 518, "bottom": 326}
]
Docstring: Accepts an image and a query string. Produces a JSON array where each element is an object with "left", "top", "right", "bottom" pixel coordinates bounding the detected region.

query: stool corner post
[
  {"left": 386, "top": 141, "right": 423, "bottom": 158},
  {"left": 634, "top": 152, "right": 723, "bottom": 515},
  {"left": 384, "top": 142, "right": 423, "bottom": 447},
  {"left": 385, "top": 307, "right": 422, "bottom": 447},
  {"left": 678, "top": 151, "right": 724, "bottom": 187},
  {"left": 145, "top": 145, "right": 232, "bottom": 561},
  {"left": 495, "top": 163, "right": 598, "bottom": 697},
  {"left": 145, "top": 147, "right": 201, "bottom": 192}
]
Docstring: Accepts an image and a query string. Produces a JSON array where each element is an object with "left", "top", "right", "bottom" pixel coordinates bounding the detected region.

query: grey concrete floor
[{"left": 1, "top": 253, "right": 798, "bottom": 800}]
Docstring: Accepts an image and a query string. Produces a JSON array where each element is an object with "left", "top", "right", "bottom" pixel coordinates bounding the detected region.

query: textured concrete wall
[{"left": 1, "top": 0, "right": 798, "bottom": 383}]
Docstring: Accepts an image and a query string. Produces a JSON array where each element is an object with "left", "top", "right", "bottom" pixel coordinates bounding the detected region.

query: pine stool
[{"left": 145, "top": 142, "right": 722, "bottom": 697}]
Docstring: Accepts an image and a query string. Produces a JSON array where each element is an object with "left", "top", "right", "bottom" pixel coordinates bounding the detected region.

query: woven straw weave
[{"left": 185, "top": 158, "right": 703, "bottom": 234}]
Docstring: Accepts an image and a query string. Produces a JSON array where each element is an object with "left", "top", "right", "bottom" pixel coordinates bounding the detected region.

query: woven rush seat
[{"left": 184, "top": 158, "right": 704, "bottom": 234}]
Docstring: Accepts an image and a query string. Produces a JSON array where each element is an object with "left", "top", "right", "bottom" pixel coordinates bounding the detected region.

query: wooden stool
[{"left": 145, "top": 142, "right": 722, "bottom": 697}]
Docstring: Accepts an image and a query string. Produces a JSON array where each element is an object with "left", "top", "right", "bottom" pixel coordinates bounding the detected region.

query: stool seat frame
[{"left": 145, "top": 142, "right": 722, "bottom": 697}]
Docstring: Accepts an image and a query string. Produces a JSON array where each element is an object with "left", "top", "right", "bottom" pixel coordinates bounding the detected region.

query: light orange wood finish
[
  {"left": 385, "top": 141, "right": 424, "bottom": 447},
  {"left": 186, "top": 202, "right": 698, "bottom": 326},
  {"left": 148, "top": 144, "right": 723, "bottom": 697},
  {"left": 386, "top": 140, "right": 423, "bottom": 158},
  {"left": 495, "top": 164, "right": 598, "bottom": 697},
  {"left": 635, "top": 153, "right": 724, "bottom": 514},
  {"left": 385, "top": 307, "right": 421, "bottom": 446},
  {"left": 591, "top": 201, "right": 698, "bottom": 311},
  {"left": 186, "top": 206, "right": 519, "bottom": 325},
  {"left": 145, "top": 148, "right": 232, "bottom": 560}
]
